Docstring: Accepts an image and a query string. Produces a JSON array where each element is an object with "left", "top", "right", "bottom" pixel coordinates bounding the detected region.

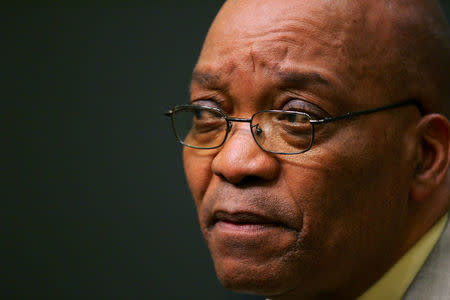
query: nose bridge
[
  {"left": 227, "top": 116, "right": 252, "bottom": 124},
  {"left": 226, "top": 117, "right": 256, "bottom": 147},
  {"left": 211, "top": 117, "right": 280, "bottom": 184}
]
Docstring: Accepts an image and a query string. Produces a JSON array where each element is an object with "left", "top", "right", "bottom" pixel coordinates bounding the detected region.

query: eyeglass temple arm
[{"left": 311, "top": 99, "right": 424, "bottom": 125}]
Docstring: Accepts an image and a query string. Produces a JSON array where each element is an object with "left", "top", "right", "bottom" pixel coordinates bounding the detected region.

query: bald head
[
  {"left": 378, "top": 0, "right": 450, "bottom": 115},
  {"left": 200, "top": 0, "right": 449, "bottom": 115}
]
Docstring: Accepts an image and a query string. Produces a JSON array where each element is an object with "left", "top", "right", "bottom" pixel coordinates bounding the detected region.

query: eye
[
  {"left": 282, "top": 99, "right": 328, "bottom": 119},
  {"left": 284, "top": 113, "right": 302, "bottom": 123},
  {"left": 276, "top": 112, "right": 310, "bottom": 125},
  {"left": 193, "top": 108, "right": 203, "bottom": 119}
]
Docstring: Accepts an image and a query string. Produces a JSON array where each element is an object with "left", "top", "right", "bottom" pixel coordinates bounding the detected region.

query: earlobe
[{"left": 410, "top": 114, "right": 450, "bottom": 202}]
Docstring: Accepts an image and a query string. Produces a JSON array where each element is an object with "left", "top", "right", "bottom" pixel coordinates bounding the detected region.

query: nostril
[
  {"left": 236, "top": 175, "right": 266, "bottom": 186},
  {"left": 217, "top": 172, "right": 266, "bottom": 186}
]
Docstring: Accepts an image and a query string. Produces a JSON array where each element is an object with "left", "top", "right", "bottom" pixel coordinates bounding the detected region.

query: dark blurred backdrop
[{"left": 3, "top": 2, "right": 263, "bottom": 299}]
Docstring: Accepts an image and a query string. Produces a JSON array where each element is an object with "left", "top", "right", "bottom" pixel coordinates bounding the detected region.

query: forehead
[
  {"left": 205, "top": 0, "right": 340, "bottom": 43},
  {"left": 193, "top": 0, "right": 394, "bottom": 108},
  {"left": 199, "top": 0, "right": 345, "bottom": 68}
]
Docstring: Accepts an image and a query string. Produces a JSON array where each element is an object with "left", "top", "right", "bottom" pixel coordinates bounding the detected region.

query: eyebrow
[
  {"left": 190, "top": 69, "right": 330, "bottom": 91},
  {"left": 191, "top": 71, "right": 227, "bottom": 90},
  {"left": 276, "top": 70, "right": 330, "bottom": 87}
]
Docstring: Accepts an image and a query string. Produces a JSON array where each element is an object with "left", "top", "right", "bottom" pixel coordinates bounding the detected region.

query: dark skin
[{"left": 183, "top": 0, "right": 450, "bottom": 299}]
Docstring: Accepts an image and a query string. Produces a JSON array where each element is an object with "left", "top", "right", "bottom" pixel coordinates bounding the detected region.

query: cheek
[
  {"left": 281, "top": 125, "right": 410, "bottom": 255},
  {"left": 183, "top": 148, "right": 215, "bottom": 204},
  {"left": 284, "top": 125, "right": 402, "bottom": 215}
]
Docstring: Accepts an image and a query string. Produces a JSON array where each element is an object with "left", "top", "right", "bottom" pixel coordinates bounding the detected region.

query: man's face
[{"left": 184, "top": 0, "right": 419, "bottom": 298}]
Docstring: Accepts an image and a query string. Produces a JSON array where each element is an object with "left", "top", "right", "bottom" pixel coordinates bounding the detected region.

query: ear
[{"left": 410, "top": 114, "right": 450, "bottom": 202}]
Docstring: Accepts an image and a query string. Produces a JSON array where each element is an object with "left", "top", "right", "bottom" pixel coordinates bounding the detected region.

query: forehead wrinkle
[
  {"left": 203, "top": 2, "right": 348, "bottom": 62},
  {"left": 193, "top": 66, "right": 330, "bottom": 89},
  {"left": 244, "top": 44, "right": 332, "bottom": 87},
  {"left": 226, "top": 16, "right": 344, "bottom": 59},
  {"left": 200, "top": 12, "right": 351, "bottom": 89}
]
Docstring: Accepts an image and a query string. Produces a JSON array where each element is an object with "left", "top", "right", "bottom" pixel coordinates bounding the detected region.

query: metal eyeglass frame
[{"left": 164, "top": 99, "right": 424, "bottom": 155}]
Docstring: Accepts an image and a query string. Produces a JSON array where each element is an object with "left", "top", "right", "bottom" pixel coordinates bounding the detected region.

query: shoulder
[{"left": 403, "top": 217, "right": 450, "bottom": 299}]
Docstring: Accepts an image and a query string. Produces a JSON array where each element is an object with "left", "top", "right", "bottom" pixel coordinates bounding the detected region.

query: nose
[{"left": 211, "top": 123, "right": 280, "bottom": 185}]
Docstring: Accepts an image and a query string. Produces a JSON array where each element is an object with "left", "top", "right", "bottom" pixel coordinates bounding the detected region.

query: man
[{"left": 166, "top": 0, "right": 449, "bottom": 298}]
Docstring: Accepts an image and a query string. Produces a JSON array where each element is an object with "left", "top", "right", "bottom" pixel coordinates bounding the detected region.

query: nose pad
[
  {"left": 227, "top": 121, "right": 233, "bottom": 131},
  {"left": 251, "top": 123, "right": 262, "bottom": 136}
]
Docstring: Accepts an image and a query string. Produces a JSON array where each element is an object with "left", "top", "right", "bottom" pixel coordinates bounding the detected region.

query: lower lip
[{"left": 213, "top": 220, "right": 286, "bottom": 235}]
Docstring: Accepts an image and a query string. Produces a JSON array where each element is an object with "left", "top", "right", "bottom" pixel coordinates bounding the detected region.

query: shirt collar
[{"left": 357, "top": 212, "right": 448, "bottom": 300}]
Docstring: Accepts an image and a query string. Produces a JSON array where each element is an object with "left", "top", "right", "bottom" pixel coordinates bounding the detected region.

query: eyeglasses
[{"left": 164, "top": 99, "right": 424, "bottom": 155}]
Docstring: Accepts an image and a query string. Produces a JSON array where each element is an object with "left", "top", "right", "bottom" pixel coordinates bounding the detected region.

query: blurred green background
[{"left": 3, "top": 2, "right": 262, "bottom": 299}]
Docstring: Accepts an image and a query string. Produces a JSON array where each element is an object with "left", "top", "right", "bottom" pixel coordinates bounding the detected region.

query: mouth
[
  {"left": 209, "top": 211, "right": 296, "bottom": 233},
  {"left": 204, "top": 210, "right": 300, "bottom": 255}
]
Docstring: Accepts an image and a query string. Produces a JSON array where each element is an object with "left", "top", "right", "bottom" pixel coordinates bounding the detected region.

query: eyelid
[
  {"left": 191, "top": 99, "right": 222, "bottom": 109},
  {"left": 282, "top": 99, "right": 329, "bottom": 119}
]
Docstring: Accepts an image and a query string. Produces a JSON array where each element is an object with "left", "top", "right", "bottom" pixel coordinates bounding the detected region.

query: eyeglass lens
[
  {"left": 173, "top": 106, "right": 228, "bottom": 149},
  {"left": 172, "top": 106, "right": 313, "bottom": 154}
]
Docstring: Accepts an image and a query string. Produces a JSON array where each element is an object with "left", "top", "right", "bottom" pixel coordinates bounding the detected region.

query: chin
[
  {"left": 211, "top": 253, "right": 299, "bottom": 297},
  {"left": 202, "top": 219, "right": 306, "bottom": 296}
]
